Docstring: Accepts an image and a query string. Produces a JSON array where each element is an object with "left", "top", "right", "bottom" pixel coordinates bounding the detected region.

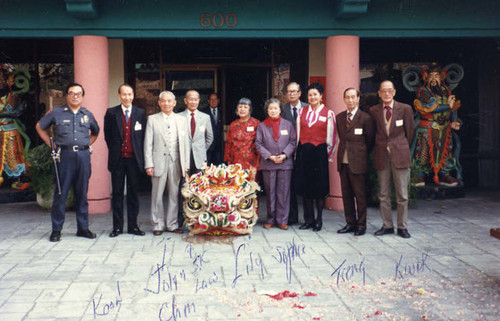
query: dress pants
[
  {"left": 377, "top": 154, "right": 410, "bottom": 229},
  {"left": 261, "top": 169, "right": 292, "bottom": 225},
  {"left": 111, "top": 157, "right": 140, "bottom": 231},
  {"left": 51, "top": 149, "right": 90, "bottom": 232},
  {"left": 339, "top": 164, "right": 367, "bottom": 229},
  {"left": 151, "top": 155, "right": 181, "bottom": 231}
]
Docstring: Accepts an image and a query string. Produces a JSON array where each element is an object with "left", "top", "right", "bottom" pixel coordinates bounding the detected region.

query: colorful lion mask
[{"left": 182, "top": 163, "right": 260, "bottom": 235}]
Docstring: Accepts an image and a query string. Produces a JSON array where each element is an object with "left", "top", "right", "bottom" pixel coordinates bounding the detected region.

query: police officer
[{"left": 36, "top": 83, "right": 100, "bottom": 242}]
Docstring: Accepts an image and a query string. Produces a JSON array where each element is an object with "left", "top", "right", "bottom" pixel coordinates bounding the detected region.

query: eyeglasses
[
  {"left": 379, "top": 89, "right": 394, "bottom": 94},
  {"left": 287, "top": 90, "right": 299, "bottom": 94},
  {"left": 68, "top": 92, "right": 83, "bottom": 98}
]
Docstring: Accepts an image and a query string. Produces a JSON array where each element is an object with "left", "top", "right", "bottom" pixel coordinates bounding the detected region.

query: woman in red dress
[{"left": 224, "top": 98, "right": 261, "bottom": 180}]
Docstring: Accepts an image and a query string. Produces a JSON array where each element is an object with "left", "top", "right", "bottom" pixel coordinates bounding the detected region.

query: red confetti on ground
[
  {"left": 374, "top": 310, "right": 383, "bottom": 315},
  {"left": 267, "top": 290, "right": 299, "bottom": 300},
  {"left": 351, "top": 285, "right": 357, "bottom": 288},
  {"left": 304, "top": 292, "right": 318, "bottom": 296},
  {"left": 292, "top": 303, "right": 305, "bottom": 309},
  {"left": 366, "top": 314, "right": 371, "bottom": 318},
  {"left": 237, "top": 314, "right": 241, "bottom": 317},
  {"left": 313, "top": 318, "right": 321, "bottom": 320},
  {"left": 381, "top": 282, "right": 386, "bottom": 285}
]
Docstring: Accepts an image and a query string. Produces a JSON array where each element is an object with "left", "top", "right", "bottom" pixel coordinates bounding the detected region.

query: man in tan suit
[
  {"left": 144, "top": 91, "right": 190, "bottom": 235},
  {"left": 369, "top": 80, "right": 415, "bottom": 239},
  {"left": 336, "top": 88, "right": 374, "bottom": 236}
]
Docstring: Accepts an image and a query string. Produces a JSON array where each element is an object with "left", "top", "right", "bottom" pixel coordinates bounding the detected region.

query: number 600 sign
[{"left": 200, "top": 13, "right": 237, "bottom": 28}]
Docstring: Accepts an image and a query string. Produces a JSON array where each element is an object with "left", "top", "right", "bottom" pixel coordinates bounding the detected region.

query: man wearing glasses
[
  {"left": 369, "top": 80, "right": 414, "bottom": 239},
  {"left": 281, "top": 82, "right": 307, "bottom": 225},
  {"left": 36, "top": 83, "right": 100, "bottom": 242}
]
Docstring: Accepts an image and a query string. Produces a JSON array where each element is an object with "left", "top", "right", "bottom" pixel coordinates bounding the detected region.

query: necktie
[
  {"left": 347, "top": 112, "right": 352, "bottom": 128},
  {"left": 191, "top": 112, "right": 196, "bottom": 138},
  {"left": 384, "top": 106, "right": 391, "bottom": 122},
  {"left": 292, "top": 107, "right": 297, "bottom": 122},
  {"left": 125, "top": 109, "right": 130, "bottom": 123},
  {"left": 212, "top": 108, "right": 217, "bottom": 120}
]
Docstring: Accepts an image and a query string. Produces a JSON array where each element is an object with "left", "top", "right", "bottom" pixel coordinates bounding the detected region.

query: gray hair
[
  {"left": 236, "top": 97, "right": 252, "bottom": 114},
  {"left": 264, "top": 98, "right": 282, "bottom": 114},
  {"left": 286, "top": 82, "right": 301, "bottom": 92},
  {"left": 159, "top": 91, "right": 175, "bottom": 100}
]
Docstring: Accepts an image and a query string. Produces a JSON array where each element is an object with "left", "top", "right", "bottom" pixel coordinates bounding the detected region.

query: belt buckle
[{"left": 72, "top": 145, "right": 78, "bottom": 152}]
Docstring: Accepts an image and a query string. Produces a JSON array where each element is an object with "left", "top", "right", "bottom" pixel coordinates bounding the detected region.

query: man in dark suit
[
  {"left": 104, "top": 84, "right": 147, "bottom": 237},
  {"left": 200, "top": 93, "right": 223, "bottom": 166},
  {"left": 369, "top": 80, "right": 415, "bottom": 239},
  {"left": 336, "top": 88, "right": 374, "bottom": 236},
  {"left": 281, "top": 82, "right": 307, "bottom": 225}
]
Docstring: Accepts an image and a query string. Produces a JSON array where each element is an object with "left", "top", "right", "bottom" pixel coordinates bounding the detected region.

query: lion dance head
[{"left": 182, "top": 164, "right": 260, "bottom": 236}]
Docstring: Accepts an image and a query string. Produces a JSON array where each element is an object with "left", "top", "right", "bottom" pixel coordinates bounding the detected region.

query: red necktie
[
  {"left": 384, "top": 106, "right": 391, "bottom": 122},
  {"left": 191, "top": 112, "right": 196, "bottom": 138}
]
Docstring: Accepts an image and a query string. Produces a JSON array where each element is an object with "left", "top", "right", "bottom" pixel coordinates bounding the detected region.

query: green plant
[{"left": 26, "top": 144, "right": 54, "bottom": 199}]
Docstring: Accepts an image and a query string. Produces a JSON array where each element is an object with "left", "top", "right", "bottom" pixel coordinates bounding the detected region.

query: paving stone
[{"left": 0, "top": 191, "right": 499, "bottom": 320}]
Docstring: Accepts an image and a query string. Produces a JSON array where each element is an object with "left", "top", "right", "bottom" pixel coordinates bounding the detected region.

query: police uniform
[{"left": 37, "top": 105, "right": 99, "bottom": 233}]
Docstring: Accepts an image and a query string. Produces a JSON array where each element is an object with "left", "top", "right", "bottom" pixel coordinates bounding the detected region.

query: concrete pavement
[{"left": 0, "top": 191, "right": 499, "bottom": 321}]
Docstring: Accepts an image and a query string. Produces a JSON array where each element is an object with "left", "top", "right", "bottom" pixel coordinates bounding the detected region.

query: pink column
[
  {"left": 325, "top": 35, "right": 360, "bottom": 210},
  {"left": 74, "top": 36, "right": 111, "bottom": 214}
]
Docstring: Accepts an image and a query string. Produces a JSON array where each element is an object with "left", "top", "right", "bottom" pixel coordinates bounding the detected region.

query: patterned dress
[{"left": 224, "top": 117, "right": 261, "bottom": 179}]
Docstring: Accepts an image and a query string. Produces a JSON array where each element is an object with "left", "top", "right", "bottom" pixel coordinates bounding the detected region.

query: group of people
[{"left": 36, "top": 78, "right": 414, "bottom": 242}]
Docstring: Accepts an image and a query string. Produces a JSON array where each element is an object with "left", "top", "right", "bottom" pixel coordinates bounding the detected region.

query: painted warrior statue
[
  {"left": 182, "top": 163, "right": 260, "bottom": 235},
  {"left": 403, "top": 63, "right": 463, "bottom": 187},
  {"left": 0, "top": 66, "right": 31, "bottom": 188}
]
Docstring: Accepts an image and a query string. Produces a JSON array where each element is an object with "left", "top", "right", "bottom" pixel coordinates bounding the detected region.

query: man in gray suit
[
  {"left": 179, "top": 90, "right": 214, "bottom": 175},
  {"left": 144, "top": 91, "right": 190, "bottom": 235},
  {"left": 281, "top": 82, "right": 307, "bottom": 225}
]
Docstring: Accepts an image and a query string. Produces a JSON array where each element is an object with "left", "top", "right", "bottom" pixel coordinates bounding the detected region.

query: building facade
[{"left": 1, "top": 0, "right": 499, "bottom": 212}]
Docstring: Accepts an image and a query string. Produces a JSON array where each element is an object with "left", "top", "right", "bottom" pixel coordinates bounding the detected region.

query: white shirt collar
[
  {"left": 347, "top": 107, "right": 358, "bottom": 118},
  {"left": 121, "top": 104, "right": 132, "bottom": 115}
]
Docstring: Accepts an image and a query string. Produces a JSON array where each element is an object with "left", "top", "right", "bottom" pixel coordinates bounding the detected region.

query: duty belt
[{"left": 60, "top": 145, "right": 90, "bottom": 152}]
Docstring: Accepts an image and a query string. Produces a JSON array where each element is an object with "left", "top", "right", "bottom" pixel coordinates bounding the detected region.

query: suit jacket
[
  {"left": 336, "top": 109, "right": 374, "bottom": 174},
  {"left": 179, "top": 109, "right": 214, "bottom": 169},
  {"left": 199, "top": 105, "right": 223, "bottom": 158},
  {"left": 143, "top": 112, "right": 190, "bottom": 176},
  {"left": 256, "top": 118, "right": 297, "bottom": 171},
  {"left": 104, "top": 105, "right": 146, "bottom": 172},
  {"left": 282, "top": 101, "right": 307, "bottom": 130},
  {"left": 369, "top": 101, "right": 415, "bottom": 170}
]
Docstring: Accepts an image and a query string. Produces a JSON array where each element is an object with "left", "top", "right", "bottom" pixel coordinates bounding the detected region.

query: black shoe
[
  {"left": 374, "top": 227, "right": 395, "bottom": 236},
  {"left": 109, "top": 229, "right": 123, "bottom": 237},
  {"left": 288, "top": 220, "right": 298, "bottom": 225},
  {"left": 299, "top": 223, "right": 314, "bottom": 230},
  {"left": 337, "top": 225, "right": 355, "bottom": 234},
  {"left": 128, "top": 227, "right": 145, "bottom": 236},
  {"left": 76, "top": 229, "right": 96, "bottom": 239},
  {"left": 312, "top": 221, "right": 323, "bottom": 232},
  {"left": 397, "top": 228, "right": 411, "bottom": 239},
  {"left": 354, "top": 228, "right": 366, "bottom": 236},
  {"left": 49, "top": 231, "right": 61, "bottom": 242}
]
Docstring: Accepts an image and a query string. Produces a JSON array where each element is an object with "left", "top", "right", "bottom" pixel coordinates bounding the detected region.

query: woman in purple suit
[{"left": 256, "top": 98, "right": 297, "bottom": 230}]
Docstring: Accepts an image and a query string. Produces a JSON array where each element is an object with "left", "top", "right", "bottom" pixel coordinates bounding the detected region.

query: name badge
[
  {"left": 247, "top": 126, "right": 254, "bottom": 132},
  {"left": 280, "top": 129, "right": 288, "bottom": 135},
  {"left": 396, "top": 119, "right": 404, "bottom": 127},
  {"left": 63, "top": 119, "right": 70, "bottom": 123},
  {"left": 134, "top": 122, "right": 142, "bottom": 131},
  {"left": 199, "top": 125, "right": 206, "bottom": 132},
  {"left": 354, "top": 128, "right": 363, "bottom": 135},
  {"left": 319, "top": 116, "right": 327, "bottom": 122}
]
